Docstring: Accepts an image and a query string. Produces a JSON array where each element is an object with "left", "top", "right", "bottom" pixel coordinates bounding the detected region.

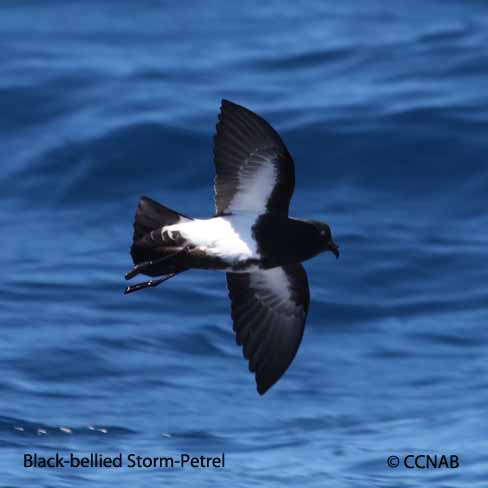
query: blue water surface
[{"left": 1, "top": 1, "right": 488, "bottom": 487}]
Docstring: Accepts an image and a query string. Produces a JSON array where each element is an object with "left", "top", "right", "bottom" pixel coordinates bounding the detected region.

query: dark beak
[{"left": 329, "top": 241, "right": 339, "bottom": 259}]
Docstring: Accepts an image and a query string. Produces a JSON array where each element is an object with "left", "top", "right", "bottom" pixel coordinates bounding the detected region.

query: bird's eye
[{"left": 320, "top": 230, "right": 326, "bottom": 236}]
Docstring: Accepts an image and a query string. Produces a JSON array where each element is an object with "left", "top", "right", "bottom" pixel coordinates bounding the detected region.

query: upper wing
[
  {"left": 213, "top": 99, "right": 295, "bottom": 216},
  {"left": 226, "top": 264, "right": 310, "bottom": 395}
]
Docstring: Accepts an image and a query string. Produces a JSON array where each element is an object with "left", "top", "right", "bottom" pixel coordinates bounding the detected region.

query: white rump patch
[
  {"left": 164, "top": 215, "right": 259, "bottom": 265},
  {"left": 229, "top": 163, "right": 277, "bottom": 213}
]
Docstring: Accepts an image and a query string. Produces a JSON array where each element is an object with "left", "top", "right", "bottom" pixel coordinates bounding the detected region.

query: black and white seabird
[{"left": 125, "top": 100, "right": 339, "bottom": 395}]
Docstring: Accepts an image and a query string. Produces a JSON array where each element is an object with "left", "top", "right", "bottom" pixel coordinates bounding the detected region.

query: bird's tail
[{"left": 129, "top": 196, "right": 192, "bottom": 277}]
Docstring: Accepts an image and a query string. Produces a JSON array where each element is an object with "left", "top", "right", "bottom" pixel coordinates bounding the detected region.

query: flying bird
[{"left": 125, "top": 100, "right": 339, "bottom": 394}]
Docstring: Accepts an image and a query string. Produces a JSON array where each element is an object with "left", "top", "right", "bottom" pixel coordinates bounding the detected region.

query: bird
[{"left": 124, "top": 99, "right": 339, "bottom": 395}]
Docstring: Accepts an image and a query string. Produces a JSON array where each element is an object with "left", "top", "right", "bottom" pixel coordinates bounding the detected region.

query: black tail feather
[
  {"left": 133, "top": 196, "right": 192, "bottom": 241},
  {"left": 129, "top": 196, "right": 192, "bottom": 276}
]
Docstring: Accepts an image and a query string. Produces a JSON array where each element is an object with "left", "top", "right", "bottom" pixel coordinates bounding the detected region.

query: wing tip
[
  {"left": 219, "top": 99, "right": 252, "bottom": 119},
  {"left": 215, "top": 99, "right": 237, "bottom": 140},
  {"left": 219, "top": 98, "right": 235, "bottom": 116},
  {"left": 221, "top": 98, "right": 237, "bottom": 108},
  {"left": 256, "top": 382, "right": 269, "bottom": 396}
]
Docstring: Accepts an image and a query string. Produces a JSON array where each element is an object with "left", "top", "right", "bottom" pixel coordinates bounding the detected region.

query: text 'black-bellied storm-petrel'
[{"left": 125, "top": 100, "right": 339, "bottom": 395}]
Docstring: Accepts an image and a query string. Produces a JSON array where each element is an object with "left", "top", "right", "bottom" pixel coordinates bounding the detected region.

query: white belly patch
[{"left": 163, "top": 215, "right": 259, "bottom": 264}]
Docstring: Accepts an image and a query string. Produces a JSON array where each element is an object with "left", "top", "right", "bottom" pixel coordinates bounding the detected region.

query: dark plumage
[{"left": 125, "top": 100, "right": 339, "bottom": 394}]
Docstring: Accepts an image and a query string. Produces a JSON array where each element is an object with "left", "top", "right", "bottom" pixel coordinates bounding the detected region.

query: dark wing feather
[
  {"left": 213, "top": 99, "right": 295, "bottom": 216},
  {"left": 226, "top": 263, "right": 310, "bottom": 395}
]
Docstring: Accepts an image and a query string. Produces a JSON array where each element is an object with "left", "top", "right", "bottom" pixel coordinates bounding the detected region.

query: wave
[{"left": 3, "top": 102, "right": 487, "bottom": 211}]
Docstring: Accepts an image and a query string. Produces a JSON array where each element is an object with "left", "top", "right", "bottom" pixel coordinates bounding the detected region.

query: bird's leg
[
  {"left": 124, "top": 273, "right": 176, "bottom": 295},
  {"left": 125, "top": 246, "right": 188, "bottom": 280}
]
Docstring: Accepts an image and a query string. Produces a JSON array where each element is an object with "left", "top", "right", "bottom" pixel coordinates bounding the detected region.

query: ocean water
[{"left": 1, "top": 1, "right": 488, "bottom": 486}]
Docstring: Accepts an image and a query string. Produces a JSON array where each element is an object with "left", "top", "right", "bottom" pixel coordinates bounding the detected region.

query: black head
[{"left": 310, "top": 221, "right": 339, "bottom": 259}]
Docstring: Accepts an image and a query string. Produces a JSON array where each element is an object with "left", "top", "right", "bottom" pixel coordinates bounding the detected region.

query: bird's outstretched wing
[
  {"left": 213, "top": 99, "right": 295, "bottom": 216},
  {"left": 226, "top": 264, "right": 309, "bottom": 394}
]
